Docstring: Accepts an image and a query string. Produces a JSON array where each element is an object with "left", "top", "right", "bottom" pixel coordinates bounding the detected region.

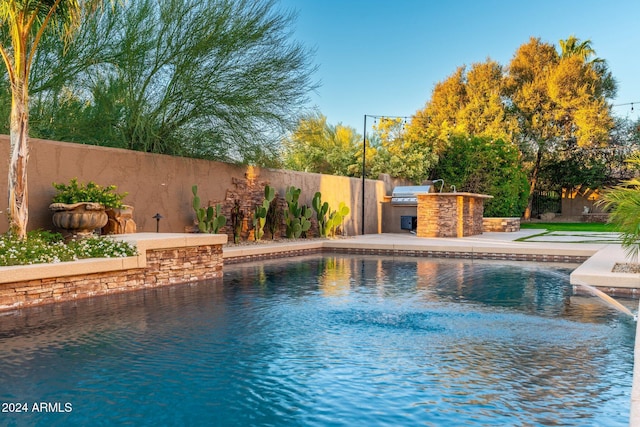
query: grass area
[
  {"left": 0, "top": 230, "right": 138, "bottom": 267},
  {"left": 520, "top": 222, "right": 617, "bottom": 232}
]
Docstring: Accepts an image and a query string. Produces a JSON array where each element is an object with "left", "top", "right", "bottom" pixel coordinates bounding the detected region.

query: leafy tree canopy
[
  {"left": 410, "top": 60, "right": 517, "bottom": 156},
  {"left": 369, "top": 117, "right": 437, "bottom": 184},
  {"left": 408, "top": 36, "right": 617, "bottom": 219},
  {"left": 1, "top": 0, "right": 318, "bottom": 165},
  {"left": 431, "top": 135, "right": 529, "bottom": 217},
  {"left": 282, "top": 112, "right": 361, "bottom": 176}
]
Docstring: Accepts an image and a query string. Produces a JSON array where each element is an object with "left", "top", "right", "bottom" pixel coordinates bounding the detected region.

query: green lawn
[{"left": 520, "top": 222, "right": 617, "bottom": 232}]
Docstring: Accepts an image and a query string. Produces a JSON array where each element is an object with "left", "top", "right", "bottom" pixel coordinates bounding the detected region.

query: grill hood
[{"left": 391, "top": 185, "right": 434, "bottom": 205}]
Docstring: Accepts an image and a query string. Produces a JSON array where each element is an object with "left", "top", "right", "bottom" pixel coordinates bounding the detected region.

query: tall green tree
[
  {"left": 8, "top": 0, "right": 317, "bottom": 164},
  {"left": 459, "top": 60, "right": 517, "bottom": 140},
  {"left": 410, "top": 66, "right": 467, "bottom": 156},
  {"left": 282, "top": 112, "right": 361, "bottom": 176},
  {"left": 410, "top": 37, "right": 615, "bottom": 219},
  {"left": 408, "top": 59, "right": 516, "bottom": 158},
  {"left": 369, "top": 117, "right": 437, "bottom": 183},
  {"left": 432, "top": 135, "right": 529, "bottom": 217},
  {"left": 0, "top": 0, "right": 110, "bottom": 239},
  {"left": 507, "top": 37, "right": 615, "bottom": 219}
]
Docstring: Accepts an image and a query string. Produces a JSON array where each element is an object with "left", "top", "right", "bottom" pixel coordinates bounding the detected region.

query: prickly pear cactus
[
  {"left": 312, "top": 192, "right": 330, "bottom": 237},
  {"left": 252, "top": 185, "right": 276, "bottom": 241},
  {"left": 327, "top": 202, "right": 350, "bottom": 237},
  {"left": 285, "top": 186, "right": 303, "bottom": 238},
  {"left": 299, "top": 205, "right": 312, "bottom": 238},
  {"left": 192, "top": 185, "right": 226, "bottom": 234}
]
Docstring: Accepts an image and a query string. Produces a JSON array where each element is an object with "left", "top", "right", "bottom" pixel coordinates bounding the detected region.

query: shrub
[
  {"left": 0, "top": 231, "right": 137, "bottom": 266},
  {"left": 52, "top": 178, "right": 128, "bottom": 209},
  {"left": 432, "top": 135, "right": 529, "bottom": 217}
]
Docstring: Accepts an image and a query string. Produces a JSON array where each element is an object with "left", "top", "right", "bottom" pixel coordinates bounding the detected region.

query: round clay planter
[{"left": 49, "top": 202, "right": 109, "bottom": 238}]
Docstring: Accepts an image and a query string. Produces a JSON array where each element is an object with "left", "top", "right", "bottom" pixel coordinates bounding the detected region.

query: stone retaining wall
[
  {"left": 582, "top": 213, "right": 610, "bottom": 223},
  {"left": 0, "top": 234, "right": 225, "bottom": 312},
  {"left": 483, "top": 217, "right": 521, "bottom": 233}
]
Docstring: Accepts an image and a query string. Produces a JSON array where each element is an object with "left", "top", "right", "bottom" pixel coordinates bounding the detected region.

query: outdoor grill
[{"left": 390, "top": 185, "right": 434, "bottom": 206}]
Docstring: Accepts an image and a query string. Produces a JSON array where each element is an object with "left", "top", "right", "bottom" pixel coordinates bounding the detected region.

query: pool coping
[
  {"left": 224, "top": 232, "right": 640, "bottom": 290},
  {"left": 225, "top": 232, "right": 640, "bottom": 287}
]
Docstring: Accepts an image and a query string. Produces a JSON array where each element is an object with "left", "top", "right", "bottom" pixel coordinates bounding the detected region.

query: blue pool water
[{"left": 0, "top": 255, "right": 636, "bottom": 426}]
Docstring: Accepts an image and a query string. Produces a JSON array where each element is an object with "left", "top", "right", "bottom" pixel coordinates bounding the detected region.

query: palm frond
[{"left": 598, "top": 154, "right": 640, "bottom": 261}]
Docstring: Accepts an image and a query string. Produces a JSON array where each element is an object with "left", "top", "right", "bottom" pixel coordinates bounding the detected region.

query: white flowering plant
[{"left": 0, "top": 231, "right": 137, "bottom": 266}]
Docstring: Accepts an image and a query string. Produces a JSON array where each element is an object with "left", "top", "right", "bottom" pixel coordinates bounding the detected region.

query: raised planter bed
[{"left": 0, "top": 233, "right": 227, "bottom": 312}]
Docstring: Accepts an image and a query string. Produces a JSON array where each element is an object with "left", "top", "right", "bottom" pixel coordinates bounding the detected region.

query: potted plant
[{"left": 49, "top": 178, "right": 129, "bottom": 238}]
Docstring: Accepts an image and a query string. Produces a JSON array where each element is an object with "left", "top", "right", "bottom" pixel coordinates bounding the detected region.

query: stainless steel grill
[{"left": 390, "top": 185, "right": 433, "bottom": 205}]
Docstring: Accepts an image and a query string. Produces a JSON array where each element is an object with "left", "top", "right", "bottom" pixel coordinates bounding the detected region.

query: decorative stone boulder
[
  {"left": 102, "top": 205, "right": 137, "bottom": 234},
  {"left": 540, "top": 212, "right": 556, "bottom": 221}
]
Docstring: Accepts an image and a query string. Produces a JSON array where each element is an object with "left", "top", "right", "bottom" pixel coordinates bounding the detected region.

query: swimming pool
[{"left": 0, "top": 255, "right": 635, "bottom": 426}]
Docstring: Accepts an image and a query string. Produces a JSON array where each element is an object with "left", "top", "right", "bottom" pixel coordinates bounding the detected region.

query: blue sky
[{"left": 277, "top": 0, "right": 640, "bottom": 133}]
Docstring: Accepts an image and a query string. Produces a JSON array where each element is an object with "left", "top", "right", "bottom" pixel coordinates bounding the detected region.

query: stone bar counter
[{"left": 416, "top": 193, "right": 493, "bottom": 238}]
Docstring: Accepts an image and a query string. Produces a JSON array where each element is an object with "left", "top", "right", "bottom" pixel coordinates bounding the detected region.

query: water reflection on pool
[{"left": 0, "top": 255, "right": 635, "bottom": 426}]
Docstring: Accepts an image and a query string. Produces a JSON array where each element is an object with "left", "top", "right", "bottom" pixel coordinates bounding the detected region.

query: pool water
[{"left": 0, "top": 255, "right": 636, "bottom": 426}]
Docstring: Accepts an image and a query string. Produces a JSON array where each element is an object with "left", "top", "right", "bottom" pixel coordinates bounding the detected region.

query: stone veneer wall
[
  {"left": 482, "top": 217, "right": 521, "bottom": 233},
  {"left": 417, "top": 193, "right": 491, "bottom": 238},
  {"left": 144, "top": 245, "right": 222, "bottom": 285},
  {"left": 582, "top": 213, "right": 610, "bottom": 223},
  {"left": 0, "top": 235, "right": 225, "bottom": 312},
  {"left": 214, "top": 170, "right": 317, "bottom": 242}
]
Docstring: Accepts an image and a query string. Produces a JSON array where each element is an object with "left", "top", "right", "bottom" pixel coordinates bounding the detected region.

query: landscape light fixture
[
  {"left": 152, "top": 213, "right": 163, "bottom": 233},
  {"left": 361, "top": 114, "right": 410, "bottom": 235}
]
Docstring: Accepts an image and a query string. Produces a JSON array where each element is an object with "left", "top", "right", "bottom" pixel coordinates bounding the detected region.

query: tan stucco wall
[
  {"left": 0, "top": 136, "right": 385, "bottom": 235},
  {"left": 561, "top": 187, "right": 606, "bottom": 216}
]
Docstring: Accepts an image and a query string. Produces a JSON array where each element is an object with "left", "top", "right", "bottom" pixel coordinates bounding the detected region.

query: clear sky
[{"left": 277, "top": 0, "right": 640, "bottom": 134}]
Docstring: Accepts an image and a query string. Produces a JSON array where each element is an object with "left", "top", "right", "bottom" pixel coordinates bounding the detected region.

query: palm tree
[
  {"left": 0, "top": 0, "right": 108, "bottom": 239},
  {"left": 559, "top": 35, "right": 602, "bottom": 63}
]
